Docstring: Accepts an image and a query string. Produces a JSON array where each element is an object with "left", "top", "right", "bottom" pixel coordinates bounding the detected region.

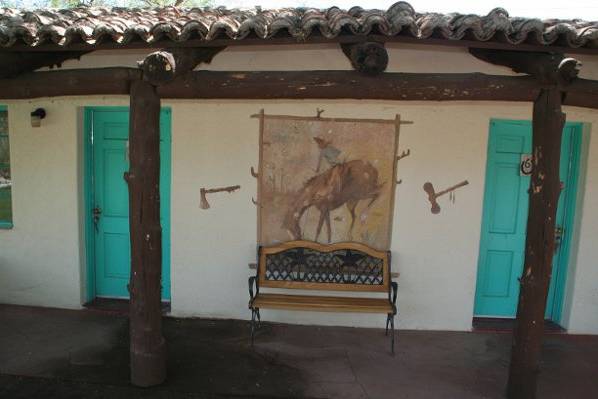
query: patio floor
[{"left": 1, "top": 304, "right": 596, "bottom": 398}]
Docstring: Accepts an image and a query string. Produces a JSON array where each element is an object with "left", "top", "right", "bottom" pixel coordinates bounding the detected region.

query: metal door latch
[{"left": 92, "top": 207, "right": 102, "bottom": 232}]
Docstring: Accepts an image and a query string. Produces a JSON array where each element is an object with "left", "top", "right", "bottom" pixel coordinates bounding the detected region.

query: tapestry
[{"left": 256, "top": 112, "right": 400, "bottom": 250}]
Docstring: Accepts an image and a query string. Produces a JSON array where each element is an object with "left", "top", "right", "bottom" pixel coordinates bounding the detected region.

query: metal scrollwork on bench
[{"left": 264, "top": 248, "right": 384, "bottom": 285}]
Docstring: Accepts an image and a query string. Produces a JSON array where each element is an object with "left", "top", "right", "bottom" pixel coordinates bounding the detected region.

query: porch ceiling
[{"left": 1, "top": 2, "right": 597, "bottom": 53}]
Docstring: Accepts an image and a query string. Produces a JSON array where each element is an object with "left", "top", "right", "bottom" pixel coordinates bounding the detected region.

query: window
[{"left": 0, "top": 105, "right": 12, "bottom": 228}]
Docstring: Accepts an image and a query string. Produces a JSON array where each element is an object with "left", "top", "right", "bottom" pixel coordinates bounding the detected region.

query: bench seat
[{"left": 251, "top": 293, "right": 393, "bottom": 313}]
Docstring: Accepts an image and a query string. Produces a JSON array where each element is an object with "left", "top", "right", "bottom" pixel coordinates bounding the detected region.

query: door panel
[
  {"left": 474, "top": 120, "right": 579, "bottom": 321},
  {"left": 474, "top": 122, "right": 530, "bottom": 317},
  {"left": 90, "top": 108, "right": 171, "bottom": 300},
  {"left": 488, "top": 162, "right": 524, "bottom": 234},
  {"left": 483, "top": 250, "right": 514, "bottom": 298}
]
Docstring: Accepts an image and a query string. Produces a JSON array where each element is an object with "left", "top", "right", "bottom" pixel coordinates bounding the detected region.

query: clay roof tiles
[{"left": 0, "top": 2, "right": 597, "bottom": 49}]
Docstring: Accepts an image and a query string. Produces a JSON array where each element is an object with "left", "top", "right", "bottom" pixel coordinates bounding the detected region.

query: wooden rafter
[
  {"left": 0, "top": 51, "right": 89, "bottom": 78},
  {"left": 469, "top": 48, "right": 581, "bottom": 84}
]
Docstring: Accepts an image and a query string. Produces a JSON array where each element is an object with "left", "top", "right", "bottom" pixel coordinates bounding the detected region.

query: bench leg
[
  {"left": 256, "top": 308, "right": 261, "bottom": 328},
  {"left": 390, "top": 315, "right": 395, "bottom": 355},
  {"left": 250, "top": 309, "right": 256, "bottom": 347},
  {"left": 385, "top": 314, "right": 391, "bottom": 336}
]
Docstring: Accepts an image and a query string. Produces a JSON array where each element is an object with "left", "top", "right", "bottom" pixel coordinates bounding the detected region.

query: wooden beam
[
  {"left": 157, "top": 71, "right": 541, "bottom": 101},
  {"left": 340, "top": 42, "right": 388, "bottom": 75},
  {"left": 507, "top": 87, "right": 565, "bottom": 399},
  {"left": 158, "top": 71, "right": 598, "bottom": 109},
  {"left": 139, "top": 47, "right": 225, "bottom": 86},
  {"left": 125, "top": 80, "right": 166, "bottom": 387},
  {"left": 0, "top": 68, "right": 141, "bottom": 98},
  {"left": 0, "top": 51, "right": 89, "bottom": 78},
  {"left": 0, "top": 68, "right": 598, "bottom": 109}
]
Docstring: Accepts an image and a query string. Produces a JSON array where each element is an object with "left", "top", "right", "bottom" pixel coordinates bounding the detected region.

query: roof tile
[{"left": 0, "top": 2, "right": 596, "bottom": 49}]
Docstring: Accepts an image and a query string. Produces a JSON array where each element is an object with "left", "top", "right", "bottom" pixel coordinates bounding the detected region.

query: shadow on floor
[{"left": 1, "top": 304, "right": 597, "bottom": 399}]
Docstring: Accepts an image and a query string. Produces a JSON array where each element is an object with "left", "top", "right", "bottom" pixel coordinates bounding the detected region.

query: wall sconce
[{"left": 30, "top": 108, "right": 46, "bottom": 128}]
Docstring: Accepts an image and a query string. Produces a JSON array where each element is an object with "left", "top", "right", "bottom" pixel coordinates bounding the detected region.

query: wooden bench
[{"left": 248, "top": 240, "right": 399, "bottom": 353}]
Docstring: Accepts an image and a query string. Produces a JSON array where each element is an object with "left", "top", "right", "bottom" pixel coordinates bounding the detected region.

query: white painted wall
[{"left": 1, "top": 44, "right": 597, "bottom": 333}]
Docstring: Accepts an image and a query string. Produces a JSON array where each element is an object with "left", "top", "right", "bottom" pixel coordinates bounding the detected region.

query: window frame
[{"left": 0, "top": 104, "right": 13, "bottom": 229}]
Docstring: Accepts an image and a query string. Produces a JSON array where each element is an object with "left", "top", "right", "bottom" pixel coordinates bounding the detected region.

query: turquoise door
[
  {"left": 87, "top": 107, "right": 171, "bottom": 300},
  {"left": 474, "top": 119, "right": 581, "bottom": 321}
]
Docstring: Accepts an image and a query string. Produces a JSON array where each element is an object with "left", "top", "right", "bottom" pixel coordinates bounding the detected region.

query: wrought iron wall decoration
[
  {"left": 423, "top": 180, "right": 469, "bottom": 214},
  {"left": 199, "top": 185, "right": 241, "bottom": 209},
  {"left": 251, "top": 109, "right": 413, "bottom": 250},
  {"left": 395, "top": 148, "right": 411, "bottom": 184},
  {"left": 520, "top": 154, "right": 533, "bottom": 176}
]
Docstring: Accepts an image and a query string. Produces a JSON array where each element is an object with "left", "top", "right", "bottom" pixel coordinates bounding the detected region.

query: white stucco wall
[{"left": 0, "top": 44, "right": 596, "bottom": 332}]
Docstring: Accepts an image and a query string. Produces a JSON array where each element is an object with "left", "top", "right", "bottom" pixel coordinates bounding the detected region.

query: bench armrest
[
  {"left": 391, "top": 282, "right": 398, "bottom": 304},
  {"left": 390, "top": 282, "right": 398, "bottom": 313},
  {"left": 248, "top": 276, "right": 259, "bottom": 302}
]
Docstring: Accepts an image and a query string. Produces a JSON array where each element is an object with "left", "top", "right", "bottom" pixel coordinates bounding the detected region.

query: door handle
[{"left": 92, "top": 207, "right": 102, "bottom": 232}]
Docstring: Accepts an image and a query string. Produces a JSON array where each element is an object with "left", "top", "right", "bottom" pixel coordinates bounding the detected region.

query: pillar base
[{"left": 130, "top": 338, "right": 166, "bottom": 387}]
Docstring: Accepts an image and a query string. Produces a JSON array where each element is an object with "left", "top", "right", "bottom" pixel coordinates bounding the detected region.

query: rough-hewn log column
[
  {"left": 125, "top": 46, "right": 224, "bottom": 387},
  {"left": 507, "top": 87, "right": 565, "bottom": 399},
  {"left": 126, "top": 80, "right": 165, "bottom": 387},
  {"left": 470, "top": 48, "right": 581, "bottom": 399}
]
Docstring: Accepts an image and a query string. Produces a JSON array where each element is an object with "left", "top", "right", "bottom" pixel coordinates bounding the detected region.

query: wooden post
[
  {"left": 468, "top": 49, "right": 581, "bottom": 398},
  {"left": 507, "top": 87, "right": 565, "bottom": 399},
  {"left": 125, "top": 80, "right": 166, "bottom": 387},
  {"left": 125, "top": 46, "right": 224, "bottom": 387}
]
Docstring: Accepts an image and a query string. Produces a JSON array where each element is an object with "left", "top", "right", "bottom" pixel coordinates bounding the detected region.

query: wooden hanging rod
[{"left": 250, "top": 113, "right": 414, "bottom": 124}]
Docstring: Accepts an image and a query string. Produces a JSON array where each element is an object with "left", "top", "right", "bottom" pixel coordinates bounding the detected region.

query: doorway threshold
[
  {"left": 472, "top": 317, "right": 566, "bottom": 334},
  {"left": 84, "top": 297, "right": 171, "bottom": 316}
]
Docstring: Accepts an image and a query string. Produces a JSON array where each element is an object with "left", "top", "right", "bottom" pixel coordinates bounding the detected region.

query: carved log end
[
  {"left": 141, "top": 51, "right": 177, "bottom": 86},
  {"left": 558, "top": 58, "right": 581, "bottom": 84},
  {"left": 342, "top": 42, "right": 388, "bottom": 75}
]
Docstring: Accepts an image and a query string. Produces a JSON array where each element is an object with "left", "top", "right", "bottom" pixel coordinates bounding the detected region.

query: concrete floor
[{"left": 1, "top": 304, "right": 597, "bottom": 398}]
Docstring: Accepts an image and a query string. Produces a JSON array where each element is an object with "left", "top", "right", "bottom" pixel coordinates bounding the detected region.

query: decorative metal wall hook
[
  {"left": 316, "top": 108, "right": 325, "bottom": 118},
  {"left": 396, "top": 179, "right": 403, "bottom": 185},
  {"left": 250, "top": 166, "right": 259, "bottom": 178},
  {"left": 251, "top": 197, "right": 260, "bottom": 206},
  {"left": 396, "top": 149, "right": 410, "bottom": 161}
]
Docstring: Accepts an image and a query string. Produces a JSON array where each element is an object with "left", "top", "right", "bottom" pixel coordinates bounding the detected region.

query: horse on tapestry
[{"left": 282, "top": 159, "right": 384, "bottom": 242}]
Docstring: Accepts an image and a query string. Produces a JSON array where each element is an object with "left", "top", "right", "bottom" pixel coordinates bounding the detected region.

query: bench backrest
[{"left": 258, "top": 240, "right": 391, "bottom": 292}]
